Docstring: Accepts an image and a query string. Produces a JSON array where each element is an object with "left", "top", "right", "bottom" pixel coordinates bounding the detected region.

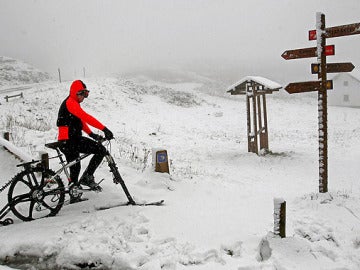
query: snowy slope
[
  {"left": 0, "top": 56, "right": 52, "bottom": 88},
  {"left": 0, "top": 74, "right": 359, "bottom": 270}
]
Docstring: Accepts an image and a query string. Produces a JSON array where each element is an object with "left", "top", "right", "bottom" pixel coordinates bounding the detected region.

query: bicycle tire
[{"left": 8, "top": 167, "right": 65, "bottom": 221}]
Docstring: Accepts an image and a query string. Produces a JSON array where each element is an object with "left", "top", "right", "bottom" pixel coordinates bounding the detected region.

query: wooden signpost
[
  {"left": 309, "top": 22, "right": 360, "bottom": 40},
  {"left": 282, "top": 13, "right": 359, "bottom": 193},
  {"left": 285, "top": 80, "right": 333, "bottom": 94},
  {"left": 281, "top": 45, "right": 334, "bottom": 60},
  {"left": 311, "top": 62, "right": 355, "bottom": 74}
]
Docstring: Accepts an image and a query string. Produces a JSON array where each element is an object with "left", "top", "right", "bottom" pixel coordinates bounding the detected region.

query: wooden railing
[{"left": 4, "top": 92, "right": 23, "bottom": 102}]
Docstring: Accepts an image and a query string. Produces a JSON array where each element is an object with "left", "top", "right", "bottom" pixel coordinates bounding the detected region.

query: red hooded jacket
[{"left": 57, "top": 80, "right": 105, "bottom": 141}]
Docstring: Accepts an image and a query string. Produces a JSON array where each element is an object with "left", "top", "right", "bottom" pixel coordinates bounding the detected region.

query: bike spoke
[
  {"left": 25, "top": 173, "right": 36, "bottom": 188},
  {"left": 12, "top": 193, "right": 32, "bottom": 204},
  {"left": 43, "top": 187, "right": 64, "bottom": 196},
  {"left": 28, "top": 201, "right": 35, "bottom": 219},
  {"left": 40, "top": 201, "right": 55, "bottom": 212},
  {"left": 18, "top": 178, "right": 32, "bottom": 189}
]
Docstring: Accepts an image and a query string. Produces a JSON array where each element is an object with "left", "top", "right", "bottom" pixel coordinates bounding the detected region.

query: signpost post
[
  {"left": 282, "top": 13, "right": 359, "bottom": 193},
  {"left": 317, "top": 13, "right": 328, "bottom": 193}
]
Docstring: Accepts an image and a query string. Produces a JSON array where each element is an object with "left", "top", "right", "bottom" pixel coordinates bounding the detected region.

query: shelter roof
[{"left": 227, "top": 76, "right": 282, "bottom": 95}]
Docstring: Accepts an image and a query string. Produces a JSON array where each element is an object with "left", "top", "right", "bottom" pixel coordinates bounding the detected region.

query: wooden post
[
  {"left": 247, "top": 82, "right": 257, "bottom": 153},
  {"left": 246, "top": 84, "right": 252, "bottom": 152},
  {"left": 251, "top": 82, "right": 258, "bottom": 154},
  {"left": 262, "top": 93, "right": 269, "bottom": 150},
  {"left": 58, "top": 68, "right": 62, "bottom": 83},
  {"left": 3, "top": 132, "right": 10, "bottom": 141},
  {"left": 259, "top": 93, "right": 269, "bottom": 151},
  {"left": 257, "top": 94, "right": 262, "bottom": 137},
  {"left": 3, "top": 132, "right": 10, "bottom": 151},
  {"left": 40, "top": 152, "right": 49, "bottom": 169},
  {"left": 317, "top": 13, "right": 328, "bottom": 193},
  {"left": 246, "top": 94, "right": 251, "bottom": 152},
  {"left": 274, "top": 198, "right": 286, "bottom": 238}
]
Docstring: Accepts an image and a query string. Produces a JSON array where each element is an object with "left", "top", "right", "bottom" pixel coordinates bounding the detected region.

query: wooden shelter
[{"left": 227, "top": 76, "right": 281, "bottom": 154}]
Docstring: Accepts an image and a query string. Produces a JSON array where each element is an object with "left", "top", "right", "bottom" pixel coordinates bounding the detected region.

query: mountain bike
[{"left": 0, "top": 138, "right": 163, "bottom": 225}]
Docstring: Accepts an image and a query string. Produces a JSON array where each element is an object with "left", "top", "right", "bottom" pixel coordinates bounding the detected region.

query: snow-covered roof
[
  {"left": 330, "top": 69, "right": 360, "bottom": 83},
  {"left": 348, "top": 70, "right": 360, "bottom": 82},
  {"left": 226, "top": 76, "right": 282, "bottom": 94}
]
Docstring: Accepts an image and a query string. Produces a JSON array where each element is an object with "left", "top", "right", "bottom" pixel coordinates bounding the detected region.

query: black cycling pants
[{"left": 59, "top": 137, "right": 107, "bottom": 184}]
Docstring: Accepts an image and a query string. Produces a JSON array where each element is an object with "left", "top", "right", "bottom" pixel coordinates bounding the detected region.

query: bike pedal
[
  {"left": 79, "top": 185, "right": 102, "bottom": 192},
  {"left": 70, "top": 196, "right": 88, "bottom": 204},
  {"left": 69, "top": 185, "right": 83, "bottom": 197},
  {"left": 92, "top": 185, "right": 103, "bottom": 192},
  {"left": 0, "top": 218, "right": 14, "bottom": 226}
]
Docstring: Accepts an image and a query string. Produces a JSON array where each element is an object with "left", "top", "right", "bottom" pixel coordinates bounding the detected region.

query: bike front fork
[
  {"left": 105, "top": 154, "right": 123, "bottom": 184},
  {"left": 104, "top": 154, "right": 135, "bottom": 204}
]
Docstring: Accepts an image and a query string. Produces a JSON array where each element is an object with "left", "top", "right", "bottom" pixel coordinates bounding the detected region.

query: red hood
[{"left": 70, "top": 80, "right": 87, "bottom": 99}]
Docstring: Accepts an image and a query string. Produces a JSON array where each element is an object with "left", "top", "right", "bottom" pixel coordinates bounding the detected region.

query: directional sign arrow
[
  {"left": 285, "top": 80, "right": 333, "bottom": 94},
  {"left": 309, "top": 22, "right": 360, "bottom": 40},
  {"left": 311, "top": 62, "right": 355, "bottom": 74},
  {"left": 282, "top": 45, "right": 335, "bottom": 60}
]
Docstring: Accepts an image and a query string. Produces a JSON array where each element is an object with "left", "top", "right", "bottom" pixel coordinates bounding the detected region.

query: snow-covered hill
[
  {"left": 0, "top": 73, "right": 359, "bottom": 269},
  {"left": 0, "top": 56, "right": 52, "bottom": 87}
]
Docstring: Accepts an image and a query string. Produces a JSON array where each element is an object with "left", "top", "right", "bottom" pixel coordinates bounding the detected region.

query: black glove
[
  {"left": 103, "top": 127, "right": 114, "bottom": 140},
  {"left": 89, "top": 132, "right": 103, "bottom": 142}
]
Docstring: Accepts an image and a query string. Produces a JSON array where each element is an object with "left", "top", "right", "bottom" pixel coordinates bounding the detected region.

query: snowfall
[{"left": 0, "top": 57, "right": 359, "bottom": 270}]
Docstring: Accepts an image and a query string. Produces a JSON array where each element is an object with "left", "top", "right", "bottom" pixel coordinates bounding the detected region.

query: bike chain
[
  {"left": 0, "top": 178, "right": 15, "bottom": 226},
  {"left": 0, "top": 178, "right": 14, "bottom": 194}
]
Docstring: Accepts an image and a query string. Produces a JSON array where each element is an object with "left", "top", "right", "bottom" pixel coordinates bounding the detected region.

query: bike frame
[
  {"left": 46, "top": 141, "right": 135, "bottom": 204},
  {"left": 49, "top": 146, "right": 92, "bottom": 184}
]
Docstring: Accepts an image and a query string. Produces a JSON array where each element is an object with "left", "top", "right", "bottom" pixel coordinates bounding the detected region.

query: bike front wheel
[{"left": 8, "top": 167, "right": 65, "bottom": 221}]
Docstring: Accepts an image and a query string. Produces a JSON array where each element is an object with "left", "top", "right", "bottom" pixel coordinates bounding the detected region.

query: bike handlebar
[{"left": 96, "top": 136, "right": 113, "bottom": 144}]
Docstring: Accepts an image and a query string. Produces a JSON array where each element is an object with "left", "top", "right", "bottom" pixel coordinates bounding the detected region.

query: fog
[{"left": 1, "top": 0, "right": 359, "bottom": 83}]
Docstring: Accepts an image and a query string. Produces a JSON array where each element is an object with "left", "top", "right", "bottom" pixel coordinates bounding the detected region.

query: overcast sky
[{"left": 1, "top": 0, "right": 359, "bottom": 83}]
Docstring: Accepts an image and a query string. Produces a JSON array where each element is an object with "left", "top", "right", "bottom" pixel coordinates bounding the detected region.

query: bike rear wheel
[{"left": 8, "top": 167, "right": 65, "bottom": 221}]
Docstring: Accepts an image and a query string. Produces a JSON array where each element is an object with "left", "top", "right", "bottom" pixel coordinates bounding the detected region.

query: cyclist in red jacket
[{"left": 57, "top": 80, "right": 113, "bottom": 203}]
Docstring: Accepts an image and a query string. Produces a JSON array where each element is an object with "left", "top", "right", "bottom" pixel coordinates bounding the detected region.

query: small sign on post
[{"left": 153, "top": 149, "right": 170, "bottom": 173}]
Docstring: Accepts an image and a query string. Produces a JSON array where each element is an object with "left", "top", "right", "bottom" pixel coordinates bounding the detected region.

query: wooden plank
[
  {"left": 282, "top": 45, "right": 334, "bottom": 60},
  {"left": 309, "top": 22, "right": 360, "bottom": 40},
  {"left": 311, "top": 62, "right": 355, "bottom": 74},
  {"left": 285, "top": 80, "right": 333, "bottom": 94}
]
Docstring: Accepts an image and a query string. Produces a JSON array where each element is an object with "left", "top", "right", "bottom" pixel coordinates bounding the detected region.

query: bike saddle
[{"left": 45, "top": 141, "right": 66, "bottom": 150}]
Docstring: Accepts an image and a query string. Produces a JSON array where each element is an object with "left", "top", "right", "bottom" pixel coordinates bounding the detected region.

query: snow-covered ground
[{"left": 0, "top": 73, "right": 359, "bottom": 269}]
